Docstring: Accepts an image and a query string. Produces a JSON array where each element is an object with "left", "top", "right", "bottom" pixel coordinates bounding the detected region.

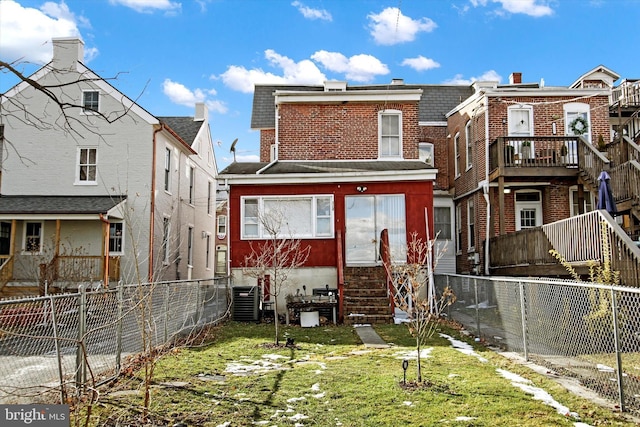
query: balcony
[{"left": 489, "top": 136, "right": 609, "bottom": 182}]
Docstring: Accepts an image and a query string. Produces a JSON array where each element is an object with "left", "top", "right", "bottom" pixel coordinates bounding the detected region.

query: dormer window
[{"left": 379, "top": 110, "right": 402, "bottom": 158}]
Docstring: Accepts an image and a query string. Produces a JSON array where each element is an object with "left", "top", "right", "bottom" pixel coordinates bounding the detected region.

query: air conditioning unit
[{"left": 468, "top": 253, "right": 480, "bottom": 264}]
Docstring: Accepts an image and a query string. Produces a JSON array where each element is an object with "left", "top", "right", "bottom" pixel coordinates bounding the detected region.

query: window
[
  {"left": 570, "top": 186, "right": 594, "bottom": 216},
  {"left": 164, "top": 148, "right": 171, "bottom": 192},
  {"left": 465, "top": 121, "right": 473, "bottom": 169},
  {"left": 24, "top": 222, "right": 42, "bottom": 253},
  {"left": 205, "top": 234, "right": 211, "bottom": 269},
  {"left": 515, "top": 190, "right": 542, "bottom": 231},
  {"left": 216, "top": 245, "right": 227, "bottom": 274},
  {"left": 187, "top": 226, "right": 194, "bottom": 266},
  {"left": 162, "top": 217, "right": 170, "bottom": 263},
  {"left": 77, "top": 148, "right": 97, "bottom": 183},
  {"left": 241, "top": 195, "right": 334, "bottom": 239},
  {"left": 207, "top": 181, "right": 213, "bottom": 215},
  {"left": 217, "top": 215, "right": 227, "bottom": 237},
  {"left": 418, "top": 142, "right": 434, "bottom": 167},
  {"left": 82, "top": 90, "right": 99, "bottom": 113},
  {"left": 467, "top": 199, "right": 475, "bottom": 250},
  {"left": 379, "top": 110, "right": 402, "bottom": 158},
  {"left": 454, "top": 132, "right": 461, "bottom": 177},
  {"left": 345, "top": 195, "right": 406, "bottom": 264},
  {"left": 188, "top": 166, "right": 195, "bottom": 205},
  {"left": 455, "top": 205, "right": 462, "bottom": 253},
  {"left": 434, "top": 207, "right": 452, "bottom": 240},
  {"left": 109, "top": 222, "right": 124, "bottom": 253}
]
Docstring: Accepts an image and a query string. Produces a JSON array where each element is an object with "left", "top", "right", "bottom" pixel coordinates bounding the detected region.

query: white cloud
[
  {"left": 162, "top": 79, "right": 227, "bottom": 113},
  {"left": 401, "top": 56, "right": 440, "bottom": 72},
  {"left": 0, "top": 0, "right": 88, "bottom": 64},
  {"left": 443, "top": 70, "right": 502, "bottom": 85},
  {"left": 470, "top": 0, "right": 553, "bottom": 17},
  {"left": 368, "top": 7, "right": 437, "bottom": 46},
  {"left": 108, "top": 0, "right": 181, "bottom": 14},
  {"left": 311, "top": 50, "right": 389, "bottom": 83},
  {"left": 291, "top": 1, "right": 332, "bottom": 21},
  {"left": 218, "top": 50, "right": 326, "bottom": 93}
]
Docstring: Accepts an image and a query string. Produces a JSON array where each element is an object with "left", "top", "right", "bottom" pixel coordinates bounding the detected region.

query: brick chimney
[
  {"left": 509, "top": 72, "right": 522, "bottom": 84},
  {"left": 51, "top": 37, "right": 84, "bottom": 70}
]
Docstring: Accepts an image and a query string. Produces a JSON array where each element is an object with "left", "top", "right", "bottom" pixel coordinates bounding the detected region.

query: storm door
[{"left": 0, "top": 222, "right": 10, "bottom": 255}]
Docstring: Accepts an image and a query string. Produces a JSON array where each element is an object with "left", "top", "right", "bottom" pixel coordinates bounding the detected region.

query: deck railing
[
  {"left": 41, "top": 255, "right": 121, "bottom": 285},
  {"left": 0, "top": 256, "right": 14, "bottom": 290},
  {"left": 488, "top": 228, "right": 556, "bottom": 268},
  {"left": 489, "top": 136, "right": 580, "bottom": 172},
  {"left": 611, "top": 79, "right": 640, "bottom": 107}
]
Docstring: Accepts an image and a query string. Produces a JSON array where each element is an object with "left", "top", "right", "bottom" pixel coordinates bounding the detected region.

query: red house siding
[{"left": 228, "top": 180, "right": 434, "bottom": 269}]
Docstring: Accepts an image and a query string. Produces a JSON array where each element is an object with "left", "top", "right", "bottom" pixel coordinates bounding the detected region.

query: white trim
[
  {"left": 220, "top": 169, "right": 437, "bottom": 185},
  {"left": 275, "top": 89, "right": 422, "bottom": 104},
  {"left": 108, "top": 221, "right": 125, "bottom": 255},
  {"left": 419, "top": 121, "right": 447, "bottom": 127},
  {"left": 22, "top": 221, "right": 44, "bottom": 254},
  {"left": 378, "top": 109, "right": 403, "bottom": 159},
  {"left": 75, "top": 146, "right": 98, "bottom": 185}
]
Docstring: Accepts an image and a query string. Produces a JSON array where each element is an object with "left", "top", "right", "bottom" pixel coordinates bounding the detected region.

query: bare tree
[
  {"left": 383, "top": 231, "right": 455, "bottom": 383},
  {"left": 243, "top": 208, "right": 311, "bottom": 345}
]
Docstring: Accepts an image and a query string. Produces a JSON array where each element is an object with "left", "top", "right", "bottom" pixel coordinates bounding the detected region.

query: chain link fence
[
  {"left": 436, "top": 274, "right": 640, "bottom": 414},
  {"left": 0, "top": 277, "right": 230, "bottom": 404}
]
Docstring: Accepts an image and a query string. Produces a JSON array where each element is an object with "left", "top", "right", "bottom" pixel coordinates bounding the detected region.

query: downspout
[
  {"left": 225, "top": 178, "right": 231, "bottom": 277},
  {"left": 483, "top": 95, "right": 491, "bottom": 275},
  {"left": 150, "top": 125, "right": 163, "bottom": 281},
  {"left": 99, "top": 214, "right": 110, "bottom": 287}
]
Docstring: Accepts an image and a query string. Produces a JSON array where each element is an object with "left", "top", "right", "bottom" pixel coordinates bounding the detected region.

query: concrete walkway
[{"left": 353, "top": 325, "right": 390, "bottom": 348}]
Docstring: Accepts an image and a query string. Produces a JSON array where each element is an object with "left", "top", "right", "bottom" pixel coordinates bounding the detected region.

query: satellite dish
[{"left": 230, "top": 138, "right": 238, "bottom": 162}]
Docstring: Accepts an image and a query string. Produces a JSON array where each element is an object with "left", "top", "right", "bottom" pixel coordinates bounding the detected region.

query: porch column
[
  {"left": 10, "top": 219, "right": 16, "bottom": 256},
  {"left": 100, "top": 215, "right": 110, "bottom": 287},
  {"left": 498, "top": 176, "right": 505, "bottom": 235}
]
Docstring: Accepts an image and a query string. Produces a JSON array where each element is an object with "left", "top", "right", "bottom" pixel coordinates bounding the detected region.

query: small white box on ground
[{"left": 300, "top": 311, "right": 319, "bottom": 327}]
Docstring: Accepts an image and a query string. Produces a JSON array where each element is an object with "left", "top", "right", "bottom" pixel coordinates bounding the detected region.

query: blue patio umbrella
[{"left": 597, "top": 171, "right": 617, "bottom": 216}]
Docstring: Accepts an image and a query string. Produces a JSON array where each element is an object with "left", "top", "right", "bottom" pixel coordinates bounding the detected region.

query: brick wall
[{"left": 419, "top": 125, "right": 448, "bottom": 190}]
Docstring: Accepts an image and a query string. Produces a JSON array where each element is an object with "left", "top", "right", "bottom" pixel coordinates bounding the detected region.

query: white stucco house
[{"left": 0, "top": 37, "right": 218, "bottom": 295}]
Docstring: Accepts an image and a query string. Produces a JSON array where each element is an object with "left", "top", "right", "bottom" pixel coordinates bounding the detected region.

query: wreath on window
[{"left": 569, "top": 116, "right": 589, "bottom": 136}]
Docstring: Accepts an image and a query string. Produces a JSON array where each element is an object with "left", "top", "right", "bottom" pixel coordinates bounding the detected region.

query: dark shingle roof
[
  {"left": 219, "top": 160, "right": 432, "bottom": 176},
  {"left": 250, "top": 83, "right": 474, "bottom": 129},
  {"left": 158, "top": 117, "right": 203, "bottom": 146},
  {"left": 0, "top": 196, "right": 126, "bottom": 215}
]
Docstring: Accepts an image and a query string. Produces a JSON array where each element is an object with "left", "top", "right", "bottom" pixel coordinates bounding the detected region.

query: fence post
[
  {"left": 519, "top": 281, "right": 528, "bottom": 361},
  {"left": 473, "top": 277, "right": 481, "bottom": 338},
  {"left": 75, "top": 285, "right": 87, "bottom": 392},
  {"left": 115, "top": 281, "right": 124, "bottom": 373},
  {"left": 611, "top": 287, "right": 625, "bottom": 412},
  {"left": 49, "top": 296, "right": 66, "bottom": 403},
  {"left": 163, "top": 282, "right": 170, "bottom": 343}
]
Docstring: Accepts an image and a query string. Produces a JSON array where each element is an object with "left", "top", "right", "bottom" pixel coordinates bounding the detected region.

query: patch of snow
[
  {"left": 597, "top": 364, "right": 614, "bottom": 373},
  {"left": 497, "top": 369, "right": 582, "bottom": 421},
  {"left": 225, "top": 360, "right": 288, "bottom": 375},
  {"left": 448, "top": 373, "right": 460, "bottom": 378},
  {"left": 402, "top": 401, "right": 414, "bottom": 406},
  {"left": 216, "top": 422, "right": 231, "bottom": 427},
  {"left": 466, "top": 300, "right": 496, "bottom": 309},
  {"left": 440, "top": 334, "right": 488, "bottom": 363},
  {"left": 252, "top": 421, "right": 270, "bottom": 425},
  {"left": 393, "top": 348, "right": 433, "bottom": 360},
  {"left": 287, "top": 396, "right": 306, "bottom": 403},
  {"left": 455, "top": 416, "right": 477, "bottom": 421},
  {"left": 311, "top": 383, "right": 321, "bottom": 391},
  {"left": 289, "top": 413, "right": 309, "bottom": 421},
  {"left": 262, "top": 354, "right": 288, "bottom": 360},
  {"left": 312, "top": 392, "right": 326, "bottom": 399}
]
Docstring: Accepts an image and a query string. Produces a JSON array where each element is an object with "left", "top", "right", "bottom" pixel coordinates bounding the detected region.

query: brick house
[{"left": 219, "top": 80, "right": 470, "bottom": 323}]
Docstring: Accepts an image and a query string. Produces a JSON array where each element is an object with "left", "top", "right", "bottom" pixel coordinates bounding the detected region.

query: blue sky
[{"left": 2, "top": 0, "right": 640, "bottom": 170}]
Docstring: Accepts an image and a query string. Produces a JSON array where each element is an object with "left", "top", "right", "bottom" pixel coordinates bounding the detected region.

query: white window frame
[
  {"left": 187, "top": 226, "right": 194, "bottom": 267},
  {"left": 82, "top": 90, "right": 99, "bottom": 114},
  {"left": 569, "top": 186, "right": 594, "bottom": 217},
  {"left": 75, "top": 147, "right": 97, "bottom": 185},
  {"left": 23, "top": 221, "right": 43, "bottom": 254},
  {"left": 434, "top": 206, "right": 452, "bottom": 240},
  {"left": 205, "top": 233, "right": 212, "bottom": 269},
  {"left": 188, "top": 165, "right": 195, "bottom": 205},
  {"left": 164, "top": 147, "right": 171, "bottom": 193},
  {"left": 109, "top": 222, "right": 124, "bottom": 255},
  {"left": 162, "top": 216, "right": 171, "bottom": 264},
  {"left": 454, "top": 132, "right": 461, "bottom": 177},
  {"left": 418, "top": 142, "right": 434, "bottom": 166},
  {"left": 207, "top": 180, "right": 213, "bottom": 216},
  {"left": 465, "top": 121, "right": 473, "bottom": 170},
  {"left": 467, "top": 199, "right": 475, "bottom": 251},
  {"left": 217, "top": 215, "right": 227, "bottom": 238},
  {"left": 515, "top": 190, "right": 542, "bottom": 231},
  {"left": 241, "top": 195, "right": 334, "bottom": 239},
  {"left": 378, "top": 109, "right": 402, "bottom": 159}
]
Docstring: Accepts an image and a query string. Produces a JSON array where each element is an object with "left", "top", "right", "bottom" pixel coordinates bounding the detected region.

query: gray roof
[
  {"left": 0, "top": 196, "right": 126, "bottom": 214},
  {"left": 158, "top": 116, "right": 203, "bottom": 146},
  {"left": 219, "top": 160, "right": 432, "bottom": 176},
  {"left": 250, "top": 83, "right": 474, "bottom": 129}
]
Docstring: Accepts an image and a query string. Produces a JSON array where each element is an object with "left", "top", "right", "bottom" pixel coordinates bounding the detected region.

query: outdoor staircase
[{"left": 342, "top": 266, "right": 393, "bottom": 325}]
